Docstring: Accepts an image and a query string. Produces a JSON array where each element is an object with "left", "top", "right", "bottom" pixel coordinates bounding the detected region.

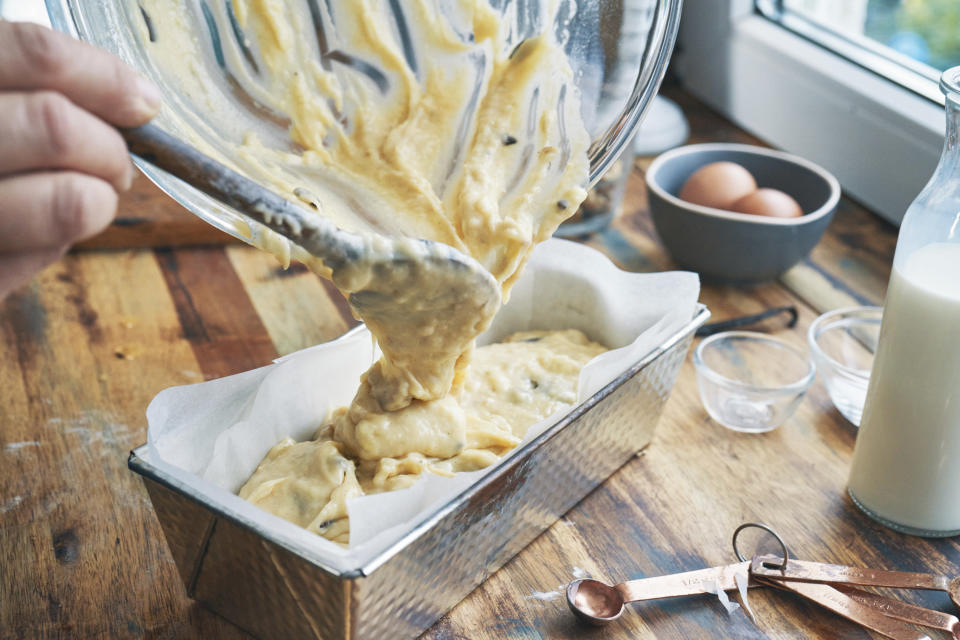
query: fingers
[
  {"left": 0, "top": 248, "right": 66, "bottom": 301},
  {"left": 0, "top": 22, "right": 161, "bottom": 127},
  {"left": 0, "top": 92, "right": 134, "bottom": 191},
  {"left": 0, "top": 172, "right": 118, "bottom": 252},
  {"left": 0, "top": 23, "right": 150, "bottom": 300}
]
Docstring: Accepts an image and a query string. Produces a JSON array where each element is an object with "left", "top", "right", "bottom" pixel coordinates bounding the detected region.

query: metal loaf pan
[{"left": 129, "top": 306, "right": 709, "bottom": 639}]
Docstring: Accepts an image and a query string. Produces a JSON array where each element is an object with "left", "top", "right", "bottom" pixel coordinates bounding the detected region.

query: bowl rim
[
  {"left": 693, "top": 330, "right": 816, "bottom": 394},
  {"left": 646, "top": 142, "right": 841, "bottom": 226},
  {"left": 807, "top": 305, "right": 882, "bottom": 378}
]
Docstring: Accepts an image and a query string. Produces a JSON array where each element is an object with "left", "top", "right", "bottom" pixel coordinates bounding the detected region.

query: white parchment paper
[{"left": 145, "top": 239, "right": 700, "bottom": 573}]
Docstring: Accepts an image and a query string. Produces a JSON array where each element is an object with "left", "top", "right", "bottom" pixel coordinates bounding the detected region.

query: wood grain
[
  {"left": 226, "top": 247, "right": 357, "bottom": 355},
  {"left": 2, "top": 88, "right": 958, "bottom": 640},
  {"left": 74, "top": 175, "right": 238, "bottom": 250},
  {"left": 155, "top": 247, "right": 278, "bottom": 379},
  {"left": 0, "top": 252, "right": 244, "bottom": 638}
]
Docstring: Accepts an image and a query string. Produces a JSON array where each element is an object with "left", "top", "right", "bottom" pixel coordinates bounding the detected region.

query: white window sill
[{"left": 675, "top": 11, "right": 945, "bottom": 225}]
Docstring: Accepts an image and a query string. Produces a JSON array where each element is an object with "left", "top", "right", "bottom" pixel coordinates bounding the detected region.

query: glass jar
[{"left": 847, "top": 66, "right": 960, "bottom": 537}]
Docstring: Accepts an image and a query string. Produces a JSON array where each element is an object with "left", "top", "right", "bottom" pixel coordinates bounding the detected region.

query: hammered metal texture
[
  {"left": 133, "top": 321, "right": 698, "bottom": 640},
  {"left": 192, "top": 517, "right": 347, "bottom": 640},
  {"left": 141, "top": 476, "right": 215, "bottom": 588},
  {"left": 350, "top": 332, "right": 692, "bottom": 638}
]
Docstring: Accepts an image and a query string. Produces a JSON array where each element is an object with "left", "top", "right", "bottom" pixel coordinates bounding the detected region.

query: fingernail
[{"left": 134, "top": 75, "right": 162, "bottom": 113}]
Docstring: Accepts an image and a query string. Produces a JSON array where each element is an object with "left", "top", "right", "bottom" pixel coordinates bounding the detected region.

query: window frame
[
  {"left": 673, "top": 0, "right": 945, "bottom": 225},
  {"left": 757, "top": 0, "right": 945, "bottom": 105}
]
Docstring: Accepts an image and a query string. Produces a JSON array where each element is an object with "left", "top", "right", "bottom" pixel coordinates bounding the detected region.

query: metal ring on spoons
[{"left": 732, "top": 522, "right": 789, "bottom": 571}]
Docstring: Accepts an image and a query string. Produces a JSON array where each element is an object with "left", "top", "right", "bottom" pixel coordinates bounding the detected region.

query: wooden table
[{"left": 2, "top": 89, "right": 957, "bottom": 639}]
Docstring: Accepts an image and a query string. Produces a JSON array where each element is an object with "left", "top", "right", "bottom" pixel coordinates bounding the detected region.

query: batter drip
[
  {"left": 240, "top": 330, "right": 606, "bottom": 544},
  {"left": 141, "top": 0, "right": 597, "bottom": 542}
]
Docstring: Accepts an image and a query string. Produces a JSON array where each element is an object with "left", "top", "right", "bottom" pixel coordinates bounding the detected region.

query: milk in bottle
[{"left": 847, "top": 65, "right": 960, "bottom": 536}]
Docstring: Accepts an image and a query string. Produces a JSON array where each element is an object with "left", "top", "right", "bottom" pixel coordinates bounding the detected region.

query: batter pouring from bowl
[
  {"left": 200, "top": 0, "right": 605, "bottom": 542},
  {"left": 144, "top": 0, "right": 600, "bottom": 543},
  {"left": 141, "top": 0, "right": 591, "bottom": 400},
  {"left": 0, "top": 5, "right": 606, "bottom": 544},
  {"left": 120, "top": 0, "right": 589, "bottom": 544}
]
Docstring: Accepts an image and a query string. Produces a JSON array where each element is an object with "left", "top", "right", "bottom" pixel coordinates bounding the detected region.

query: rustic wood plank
[
  {"left": 792, "top": 197, "right": 897, "bottom": 310},
  {"left": 156, "top": 247, "right": 278, "bottom": 380},
  {"left": 74, "top": 175, "right": 238, "bottom": 251},
  {"left": 226, "top": 247, "right": 356, "bottom": 355},
  {"left": 0, "top": 251, "right": 246, "bottom": 638}
]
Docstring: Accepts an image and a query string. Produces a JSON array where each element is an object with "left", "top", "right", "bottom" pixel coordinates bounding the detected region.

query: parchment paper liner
[{"left": 145, "top": 239, "right": 699, "bottom": 573}]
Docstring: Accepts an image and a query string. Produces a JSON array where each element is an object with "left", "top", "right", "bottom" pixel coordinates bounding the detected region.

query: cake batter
[
  {"left": 141, "top": 0, "right": 596, "bottom": 542},
  {"left": 240, "top": 330, "right": 606, "bottom": 544}
]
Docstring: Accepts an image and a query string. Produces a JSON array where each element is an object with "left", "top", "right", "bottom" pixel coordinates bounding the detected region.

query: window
[
  {"left": 675, "top": 0, "right": 947, "bottom": 225},
  {"left": 757, "top": 0, "right": 960, "bottom": 104}
]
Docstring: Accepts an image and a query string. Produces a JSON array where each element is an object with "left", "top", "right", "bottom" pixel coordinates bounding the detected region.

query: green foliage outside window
[{"left": 866, "top": 0, "right": 960, "bottom": 70}]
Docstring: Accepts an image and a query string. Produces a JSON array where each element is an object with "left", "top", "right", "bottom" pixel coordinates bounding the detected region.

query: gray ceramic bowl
[{"left": 646, "top": 143, "right": 840, "bottom": 283}]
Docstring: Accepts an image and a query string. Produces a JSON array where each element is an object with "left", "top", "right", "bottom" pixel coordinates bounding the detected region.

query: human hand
[{"left": 0, "top": 21, "right": 161, "bottom": 300}]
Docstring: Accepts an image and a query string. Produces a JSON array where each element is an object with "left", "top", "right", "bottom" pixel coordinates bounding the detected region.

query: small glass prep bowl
[
  {"left": 693, "top": 331, "right": 815, "bottom": 433},
  {"left": 807, "top": 306, "right": 881, "bottom": 426}
]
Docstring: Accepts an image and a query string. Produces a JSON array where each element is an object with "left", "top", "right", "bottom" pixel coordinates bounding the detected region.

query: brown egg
[
  {"left": 730, "top": 188, "right": 803, "bottom": 218},
  {"left": 678, "top": 162, "right": 757, "bottom": 210}
]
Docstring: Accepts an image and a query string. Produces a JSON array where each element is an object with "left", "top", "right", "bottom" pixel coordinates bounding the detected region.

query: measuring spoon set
[{"left": 566, "top": 523, "right": 958, "bottom": 639}]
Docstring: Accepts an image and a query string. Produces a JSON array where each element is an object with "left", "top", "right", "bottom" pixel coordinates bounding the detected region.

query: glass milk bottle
[{"left": 848, "top": 66, "right": 960, "bottom": 537}]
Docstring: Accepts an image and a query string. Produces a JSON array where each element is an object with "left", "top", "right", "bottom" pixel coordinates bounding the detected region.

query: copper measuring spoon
[
  {"left": 732, "top": 523, "right": 939, "bottom": 639},
  {"left": 750, "top": 556, "right": 960, "bottom": 609},
  {"left": 566, "top": 561, "right": 754, "bottom": 625},
  {"left": 754, "top": 574, "right": 932, "bottom": 640},
  {"left": 836, "top": 585, "right": 960, "bottom": 639},
  {"left": 568, "top": 521, "right": 790, "bottom": 625}
]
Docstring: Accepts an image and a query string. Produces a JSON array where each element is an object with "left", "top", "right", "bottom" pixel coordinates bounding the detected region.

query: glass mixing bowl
[{"left": 45, "top": 0, "right": 680, "bottom": 245}]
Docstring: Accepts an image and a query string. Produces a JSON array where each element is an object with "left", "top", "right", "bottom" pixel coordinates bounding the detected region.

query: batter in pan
[{"left": 141, "top": 0, "right": 598, "bottom": 543}]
